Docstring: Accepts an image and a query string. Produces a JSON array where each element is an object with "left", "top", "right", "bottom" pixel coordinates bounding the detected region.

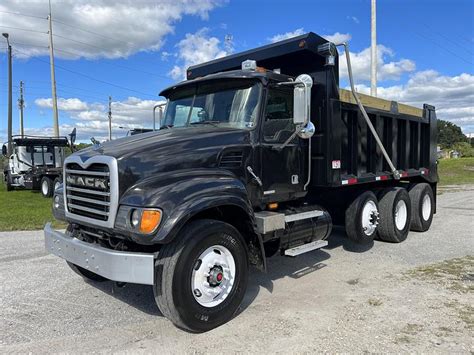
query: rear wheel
[
  {"left": 345, "top": 191, "right": 380, "bottom": 244},
  {"left": 377, "top": 187, "right": 412, "bottom": 243},
  {"left": 41, "top": 176, "right": 54, "bottom": 197},
  {"left": 409, "top": 183, "right": 434, "bottom": 232},
  {"left": 154, "top": 219, "right": 249, "bottom": 332}
]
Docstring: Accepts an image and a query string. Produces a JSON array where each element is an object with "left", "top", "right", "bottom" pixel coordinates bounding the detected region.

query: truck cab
[{"left": 44, "top": 32, "right": 437, "bottom": 332}]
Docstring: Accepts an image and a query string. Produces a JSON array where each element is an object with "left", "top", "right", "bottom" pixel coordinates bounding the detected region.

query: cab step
[{"left": 284, "top": 240, "right": 328, "bottom": 257}]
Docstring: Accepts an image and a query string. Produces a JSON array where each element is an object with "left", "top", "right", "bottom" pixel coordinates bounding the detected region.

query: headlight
[
  {"left": 130, "top": 209, "right": 141, "bottom": 228},
  {"left": 115, "top": 206, "right": 162, "bottom": 235},
  {"left": 54, "top": 195, "right": 60, "bottom": 209}
]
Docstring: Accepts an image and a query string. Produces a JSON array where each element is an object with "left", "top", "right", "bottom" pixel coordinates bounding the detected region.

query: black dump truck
[
  {"left": 45, "top": 32, "right": 438, "bottom": 332},
  {"left": 2, "top": 134, "right": 74, "bottom": 197}
]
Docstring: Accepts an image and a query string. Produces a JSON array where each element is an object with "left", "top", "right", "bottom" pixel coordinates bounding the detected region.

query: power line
[
  {"left": 52, "top": 19, "right": 132, "bottom": 45},
  {"left": 420, "top": 23, "right": 474, "bottom": 56},
  {"left": 53, "top": 33, "right": 105, "bottom": 51},
  {"left": 412, "top": 31, "right": 473, "bottom": 65},
  {"left": 0, "top": 25, "right": 47, "bottom": 34},
  {"left": 0, "top": 10, "right": 47, "bottom": 20},
  {"left": 13, "top": 48, "right": 157, "bottom": 98}
]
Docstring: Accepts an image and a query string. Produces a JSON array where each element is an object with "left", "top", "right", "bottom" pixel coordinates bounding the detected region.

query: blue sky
[{"left": 0, "top": 0, "right": 473, "bottom": 142}]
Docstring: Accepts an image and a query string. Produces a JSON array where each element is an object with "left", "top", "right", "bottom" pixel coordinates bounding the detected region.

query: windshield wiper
[{"left": 190, "top": 120, "right": 221, "bottom": 127}]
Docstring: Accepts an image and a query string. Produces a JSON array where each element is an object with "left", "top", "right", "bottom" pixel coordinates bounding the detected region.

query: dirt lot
[{"left": 0, "top": 189, "right": 473, "bottom": 353}]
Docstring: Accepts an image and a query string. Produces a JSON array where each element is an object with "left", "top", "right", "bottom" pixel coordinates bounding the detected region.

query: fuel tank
[{"left": 280, "top": 205, "right": 332, "bottom": 251}]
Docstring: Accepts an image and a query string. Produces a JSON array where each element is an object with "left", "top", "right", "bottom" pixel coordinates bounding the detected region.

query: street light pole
[
  {"left": 48, "top": 0, "right": 59, "bottom": 137},
  {"left": 2, "top": 33, "right": 12, "bottom": 155},
  {"left": 370, "top": 0, "right": 377, "bottom": 97},
  {"left": 18, "top": 80, "right": 24, "bottom": 137},
  {"left": 108, "top": 96, "right": 112, "bottom": 140}
]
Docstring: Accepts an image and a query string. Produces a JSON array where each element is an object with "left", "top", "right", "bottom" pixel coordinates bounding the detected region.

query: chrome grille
[
  {"left": 65, "top": 163, "right": 110, "bottom": 221},
  {"left": 64, "top": 156, "right": 118, "bottom": 228}
]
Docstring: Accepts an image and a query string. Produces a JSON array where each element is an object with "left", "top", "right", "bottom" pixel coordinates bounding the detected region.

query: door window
[{"left": 263, "top": 88, "right": 296, "bottom": 143}]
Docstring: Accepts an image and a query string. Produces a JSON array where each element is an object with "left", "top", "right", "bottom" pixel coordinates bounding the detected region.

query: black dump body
[
  {"left": 12, "top": 136, "right": 69, "bottom": 147},
  {"left": 188, "top": 32, "right": 438, "bottom": 188}
]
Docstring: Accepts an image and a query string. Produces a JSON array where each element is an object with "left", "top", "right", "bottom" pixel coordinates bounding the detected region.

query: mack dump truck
[{"left": 44, "top": 32, "right": 438, "bottom": 332}]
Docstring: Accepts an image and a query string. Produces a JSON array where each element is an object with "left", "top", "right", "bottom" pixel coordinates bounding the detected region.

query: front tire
[
  {"left": 41, "top": 176, "right": 53, "bottom": 197},
  {"left": 154, "top": 219, "right": 249, "bottom": 332},
  {"left": 53, "top": 177, "right": 62, "bottom": 192},
  {"left": 377, "top": 187, "right": 412, "bottom": 243}
]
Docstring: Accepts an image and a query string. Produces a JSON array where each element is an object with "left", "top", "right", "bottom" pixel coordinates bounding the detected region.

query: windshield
[{"left": 163, "top": 80, "right": 262, "bottom": 129}]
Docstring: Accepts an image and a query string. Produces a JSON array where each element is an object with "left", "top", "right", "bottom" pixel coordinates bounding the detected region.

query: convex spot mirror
[{"left": 293, "top": 74, "right": 314, "bottom": 140}]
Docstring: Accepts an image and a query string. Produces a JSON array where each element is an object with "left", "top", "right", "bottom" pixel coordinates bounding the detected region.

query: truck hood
[{"left": 71, "top": 127, "right": 251, "bottom": 194}]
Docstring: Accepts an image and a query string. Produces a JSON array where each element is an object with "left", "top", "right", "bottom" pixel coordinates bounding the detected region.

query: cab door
[{"left": 259, "top": 86, "right": 306, "bottom": 202}]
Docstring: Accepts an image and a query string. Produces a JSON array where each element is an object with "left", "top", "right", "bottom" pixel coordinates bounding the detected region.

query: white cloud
[
  {"left": 351, "top": 71, "right": 474, "bottom": 133},
  {"left": 268, "top": 28, "right": 306, "bottom": 43},
  {"left": 169, "top": 28, "right": 230, "bottom": 80},
  {"left": 347, "top": 16, "right": 360, "bottom": 24},
  {"left": 269, "top": 29, "right": 351, "bottom": 44},
  {"left": 339, "top": 44, "right": 416, "bottom": 82},
  {"left": 323, "top": 32, "right": 352, "bottom": 44},
  {"left": 35, "top": 97, "right": 89, "bottom": 111},
  {"left": 31, "top": 96, "right": 166, "bottom": 141},
  {"left": 1, "top": 0, "right": 223, "bottom": 59}
]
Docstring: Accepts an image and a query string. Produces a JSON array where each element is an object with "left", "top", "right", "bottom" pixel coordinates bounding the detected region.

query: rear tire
[
  {"left": 154, "top": 219, "right": 249, "bottom": 332},
  {"left": 345, "top": 191, "right": 380, "bottom": 244},
  {"left": 377, "top": 187, "right": 412, "bottom": 243},
  {"left": 41, "top": 176, "right": 53, "bottom": 197},
  {"left": 409, "top": 183, "right": 434, "bottom": 232},
  {"left": 66, "top": 261, "right": 108, "bottom": 282}
]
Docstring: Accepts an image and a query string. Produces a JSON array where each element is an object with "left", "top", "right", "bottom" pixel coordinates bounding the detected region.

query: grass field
[
  {"left": 0, "top": 158, "right": 473, "bottom": 231},
  {"left": 438, "top": 157, "right": 474, "bottom": 185},
  {"left": 0, "top": 182, "right": 66, "bottom": 231}
]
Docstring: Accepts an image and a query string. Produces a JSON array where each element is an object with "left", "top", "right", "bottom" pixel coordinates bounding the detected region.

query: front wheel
[{"left": 154, "top": 219, "right": 249, "bottom": 332}]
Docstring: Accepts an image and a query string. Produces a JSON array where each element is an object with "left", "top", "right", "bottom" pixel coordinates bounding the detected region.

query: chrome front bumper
[{"left": 44, "top": 223, "right": 155, "bottom": 285}]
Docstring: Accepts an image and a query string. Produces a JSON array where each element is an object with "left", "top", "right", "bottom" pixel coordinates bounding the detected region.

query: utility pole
[
  {"left": 48, "top": 0, "right": 59, "bottom": 137},
  {"left": 370, "top": 0, "right": 377, "bottom": 97},
  {"left": 2, "top": 33, "right": 12, "bottom": 155},
  {"left": 108, "top": 96, "right": 112, "bottom": 140},
  {"left": 18, "top": 81, "right": 24, "bottom": 137}
]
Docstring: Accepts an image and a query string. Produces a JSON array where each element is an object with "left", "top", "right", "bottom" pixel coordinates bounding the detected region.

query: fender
[{"left": 119, "top": 168, "right": 256, "bottom": 245}]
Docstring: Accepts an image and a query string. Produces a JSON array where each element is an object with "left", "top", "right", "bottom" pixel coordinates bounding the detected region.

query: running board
[{"left": 284, "top": 240, "right": 328, "bottom": 257}]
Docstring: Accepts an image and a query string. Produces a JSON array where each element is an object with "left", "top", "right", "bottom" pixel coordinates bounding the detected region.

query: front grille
[{"left": 65, "top": 162, "right": 112, "bottom": 222}]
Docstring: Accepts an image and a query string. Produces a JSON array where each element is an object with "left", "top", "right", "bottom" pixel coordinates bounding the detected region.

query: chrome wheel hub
[
  {"left": 362, "top": 200, "right": 379, "bottom": 236},
  {"left": 191, "top": 245, "right": 236, "bottom": 308},
  {"left": 395, "top": 200, "right": 408, "bottom": 230},
  {"left": 422, "top": 194, "right": 431, "bottom": 221}
]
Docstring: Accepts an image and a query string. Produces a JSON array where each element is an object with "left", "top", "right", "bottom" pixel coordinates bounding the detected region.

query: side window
[{"left": 263, "top": 88, "right": 295, "bottom": 143}]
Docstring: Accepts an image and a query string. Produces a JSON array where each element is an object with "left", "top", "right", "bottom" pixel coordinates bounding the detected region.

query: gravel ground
[{"left": 0, "top": 189, "right": 473, "bottom": 353}]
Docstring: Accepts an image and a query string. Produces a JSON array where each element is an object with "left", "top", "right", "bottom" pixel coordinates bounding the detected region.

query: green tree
[
  {"left": 452, "top": 142, "right": 474, "bottom": 157},
  {"left": 437, "top": 119, "right": 468, "bottom": 148}
]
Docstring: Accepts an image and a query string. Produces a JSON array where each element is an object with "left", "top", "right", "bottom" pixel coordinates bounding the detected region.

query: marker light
[{"left": 139, "top": 210, "right": 162, "bottom": 234}]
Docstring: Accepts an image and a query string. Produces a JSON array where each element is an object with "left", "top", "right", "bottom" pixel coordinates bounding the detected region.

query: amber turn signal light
[{"left": 139, "top": 209, "right": 162, "bottom": 234}]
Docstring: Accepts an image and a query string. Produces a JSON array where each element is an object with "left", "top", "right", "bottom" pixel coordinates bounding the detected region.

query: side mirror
[
  {"left": 293, "top": 74, "right": 313, "bottom": 125},
  {"left": 1, "top": 144, "right": 7, "bottom": 157}
]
